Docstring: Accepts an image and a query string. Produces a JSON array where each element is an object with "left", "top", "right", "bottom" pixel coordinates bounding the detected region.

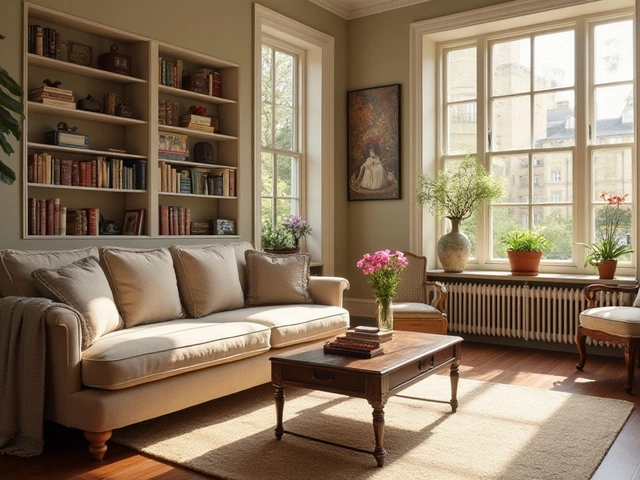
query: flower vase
[
  {"left": 597, "top": 260, "right": 618, "bottom": 280},
  {"left": 376, "top": 297, "right": 393, "bottom": 331},
  {"left": 437, "top": 217, "right": 471, "bottom": 273}
]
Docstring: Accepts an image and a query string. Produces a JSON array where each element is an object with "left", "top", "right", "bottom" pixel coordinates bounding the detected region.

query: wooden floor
[{"left": 1, "top": 341, "right": 639, "bottom": 480}]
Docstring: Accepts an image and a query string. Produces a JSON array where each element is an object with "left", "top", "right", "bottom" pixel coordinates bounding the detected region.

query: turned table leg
[
  {"left": 84, "top": 430, "right": 111, "bottom": 461},
  {"left": 274, "top": 385, "right": 285, "bottom": 440},
  {"left": 369, "top": 401, "right": 386, "bottom": 467},
  {"left": 450, "top": 358, "right": 460, "bottom": 413}
]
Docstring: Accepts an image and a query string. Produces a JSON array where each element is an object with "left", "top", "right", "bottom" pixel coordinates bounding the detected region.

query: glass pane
[
  {"left": 491, "top": 206, "right": 530, "bottom": 258},
  {"left": 535, "top": 205, "right": 573, "bottom": 260},
  {"left": 275, "top": 198, "right": 293, "bottom": 224},
  {"left": 261, "top": 198, "right": 273, "bottom": 226},
  {"left": 490, "top": 154, "right": 529, "bottom": 203},
  {"left": 594, "top": 84, "right": 634, "bottom": 145},
  {"left": 447, "top": 47, "right": 476, "bottom": 102},
  {"left": 261, "top": 152, "right": 274, "bottom": 196},
  {"left": 459, "top": 213, "right": 476, "bottom": 259},
  {"left": 594, "top": 20, "right": 633, "bottom": 85},
  {"left": 276, "top": 155, "right": 297, "bottom": 197},
  {"left": 447, "top": 102, "right": 477, "bottom": 155},
  {"left": 492, "top": 38, "right": 531, "bottom": 96},
  {"left": 534, "top": 30, "right": 574, "bottom": 90},
  {"left": 275, "top": 51, "right": 294, "bottom": 107},
  {"left": 261, "top": 103, "right": 272, "bottom": 147},
  {"left": 261, "top": 45, "right": 272, "bottom": 103},
  {"left": 492, "top": 95, "right": 531, "bottom": 151},
  {"left": 533, "top": 91, "right": 574, "bottom": 148},
  {"left": 592, "top": 148, "right": 633, "bottom": 199},
  {"left": 275, "top": 105, "right": 294, "bottom": 150},
  {"left": 531, "top": 152, "right": 573, "bottom": 202}
]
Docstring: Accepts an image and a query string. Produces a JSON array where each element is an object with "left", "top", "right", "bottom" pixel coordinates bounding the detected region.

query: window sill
[{"left": 427, "top": 269, "right": 637, "bottom": 287}]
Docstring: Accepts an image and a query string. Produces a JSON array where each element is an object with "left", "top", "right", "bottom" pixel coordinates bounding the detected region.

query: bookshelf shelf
[{"left": 24, "top": 2, "right": 240, "bottom": 239}]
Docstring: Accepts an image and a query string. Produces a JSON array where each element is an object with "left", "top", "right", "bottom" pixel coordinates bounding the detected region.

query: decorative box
[
  {"left": 194, "top": 142, "right": 214, "bottom": 164},
  {"left": 209, "top": 219, "right": 235, "bottom": 235},
  {"left": 45, "top": 122, "right": 89, "bottom": 149},
  {"left": 77, "top": 94, "right": 101, "bottom": 112},
  {"left": 99, "top": 44, "right": 131, "bottom": 76},
  {"left": 182, "top": 75, "right": 208, "bottom": 94}
]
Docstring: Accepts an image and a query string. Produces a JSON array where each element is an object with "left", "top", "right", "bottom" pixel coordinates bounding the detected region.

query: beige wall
[{"left": 0, "top": 0, "right": 520, "bottom": 300}]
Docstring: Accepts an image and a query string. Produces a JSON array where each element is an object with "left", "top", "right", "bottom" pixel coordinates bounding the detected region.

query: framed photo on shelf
[
  {"left": 68, "top": 41, "right": 92, "bottom": 66},
  {"left": 347, "top": 84, "right": 401, "bottom": 201},
  {"left": 122, "top": 209, "right": 145, "bottom": 235}
]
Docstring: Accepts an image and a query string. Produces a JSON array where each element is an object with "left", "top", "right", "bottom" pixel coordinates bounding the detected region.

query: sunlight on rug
[{"left": 112, "top": 376, "right": 633, "bottom": 480}]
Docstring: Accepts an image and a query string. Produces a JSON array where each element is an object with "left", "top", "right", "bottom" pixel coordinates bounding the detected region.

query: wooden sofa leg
[
  {"left": 575, "top": 327, "right": 588, "bottom": 371},
  {"left": 84, "top": 430, "right": 112, "bottom": 460},
  {"left": 623, "top": 340, "right": 639, "bottom": 394}
]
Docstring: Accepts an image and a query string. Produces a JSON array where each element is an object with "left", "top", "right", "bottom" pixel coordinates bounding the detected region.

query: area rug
[{"left": 112, "top": 376, "right": 633, "bottom": 480}]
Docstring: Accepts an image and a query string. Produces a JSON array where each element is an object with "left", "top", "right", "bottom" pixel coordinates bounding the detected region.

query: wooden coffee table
[{"left": 270, "top": 330, "right": 463, "bottom": 467}]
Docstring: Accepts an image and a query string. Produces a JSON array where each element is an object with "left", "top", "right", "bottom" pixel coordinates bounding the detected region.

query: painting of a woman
[{"left": 357, "top": 143, "right": 388, "bottom": 190}]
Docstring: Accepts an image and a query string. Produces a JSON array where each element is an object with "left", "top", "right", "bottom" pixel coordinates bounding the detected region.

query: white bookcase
[{"left": 23, "top": 2, "right": 240, "bottom": 239}]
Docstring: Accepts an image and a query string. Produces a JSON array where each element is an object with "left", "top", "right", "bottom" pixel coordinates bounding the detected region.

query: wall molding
[{"left": 309, "top": 0, "right": 433, "bottom": 20}]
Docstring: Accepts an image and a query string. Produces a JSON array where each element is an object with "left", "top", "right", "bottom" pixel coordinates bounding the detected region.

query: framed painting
[
  {"left": 122, "top": 209, "right": 145, "bottom": 235},
  {"left": 347, "top": 84, "right": 400, "bottom": 201}
]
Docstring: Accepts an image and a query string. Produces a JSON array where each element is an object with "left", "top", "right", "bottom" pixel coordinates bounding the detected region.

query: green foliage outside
[{"left": 0, "top": 33, "right": 24, "bottom": 185}]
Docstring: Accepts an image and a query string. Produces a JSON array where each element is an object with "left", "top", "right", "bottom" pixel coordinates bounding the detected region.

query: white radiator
[{"left": 443, "top": 282, "right": 626, "bottom": 345}]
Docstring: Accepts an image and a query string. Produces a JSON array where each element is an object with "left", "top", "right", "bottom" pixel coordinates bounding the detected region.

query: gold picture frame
[{"left": 68, "top": 41, "right": 92, "bottom": 66}]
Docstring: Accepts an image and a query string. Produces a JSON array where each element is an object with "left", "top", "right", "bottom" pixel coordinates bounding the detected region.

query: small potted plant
[
  {"left": 501, "top": 228, "right": 552, "bottom": 276},
  {"left": 261, "top": 222, "right": 295, "bottom": 253}
]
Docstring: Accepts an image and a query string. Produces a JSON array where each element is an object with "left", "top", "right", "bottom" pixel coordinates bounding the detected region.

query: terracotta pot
[
  {"left": 507, "top": 251, "right": 543, "bottom": 276},
  {"left": 263, "top": 247, "right": 300, "bottom": 255},
  {"left": 597, "top": 260, "right": 618, "bottom": 280}
]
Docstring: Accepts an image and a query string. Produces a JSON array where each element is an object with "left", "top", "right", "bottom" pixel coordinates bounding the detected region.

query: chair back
[{"left": 394, "top": 252, "right": 427, "bottom": 303}]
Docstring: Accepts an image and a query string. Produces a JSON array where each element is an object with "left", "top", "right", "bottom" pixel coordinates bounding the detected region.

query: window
[
  {"left": 260, "top": 43, "right": 301, "bottom": 227},
  {"left": 434, "top": 8, "right": 634, "bottom": 272}
]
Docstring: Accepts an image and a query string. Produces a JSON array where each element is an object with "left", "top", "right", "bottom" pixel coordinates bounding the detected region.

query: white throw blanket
[{"left": 0, "top": 296, "right": 76, "bottom": 456}]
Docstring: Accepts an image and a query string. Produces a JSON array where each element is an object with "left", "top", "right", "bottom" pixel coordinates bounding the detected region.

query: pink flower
[{"left": 356, "top": 250, "right": 408, "bottom": 300}]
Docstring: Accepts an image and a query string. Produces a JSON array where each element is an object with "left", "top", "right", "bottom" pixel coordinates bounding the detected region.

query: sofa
[{"left": 0, "top": 241, "right": 350, "bottom": 460}]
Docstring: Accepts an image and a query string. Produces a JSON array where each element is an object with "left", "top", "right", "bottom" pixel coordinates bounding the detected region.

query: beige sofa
[{"left": 0, "top": 242, "right": 350, "bottom": 459}]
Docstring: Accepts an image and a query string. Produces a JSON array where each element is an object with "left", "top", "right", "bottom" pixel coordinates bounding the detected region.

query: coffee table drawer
[
  {"left": 281, "top": 364, "right": 367, "bottom": 394},
  {"left": 388, "top": 346, "right": 456, "bottom": 390}
]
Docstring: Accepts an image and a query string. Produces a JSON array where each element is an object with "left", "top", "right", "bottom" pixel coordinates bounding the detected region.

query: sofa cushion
[
  {"left": 207, "top": 304, "right": 349, "bottom": 347},
  {"left": 170, "top": 244, "right": 245, "bottom": 317},
  {"left": 0, "top": 247, "right": 99, "bottom": 297},
  {"left": 101, "top": 247, "right": 184, "bottom": 327},
  {"left": 580, "top": 306, "right": 640, "bottom": 337},
  {"left": 245, "top": 250, "right": 313, "bottom": 307},
  {"left": 82, "top": 319, "right": 271, "bottom": 389},
  {"left": 32, "top": 256, "right": 123, "bottom": 348}
]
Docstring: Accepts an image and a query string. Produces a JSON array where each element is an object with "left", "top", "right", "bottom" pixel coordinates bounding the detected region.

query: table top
[{"left": 270, "top": 330, "right": 463, "bottom": 375}]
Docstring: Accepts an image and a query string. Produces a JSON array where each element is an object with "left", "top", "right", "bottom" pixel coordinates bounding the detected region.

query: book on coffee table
[{"left": 323, "top": 342, "right": 384, "bottom": 358}]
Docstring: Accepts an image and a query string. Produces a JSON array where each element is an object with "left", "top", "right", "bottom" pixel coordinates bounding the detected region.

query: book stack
[
  {"left": 324, "top": 326, "right": 392, "bottom": 358},
  {"left": 158, "top": 132, "right": 189, "bottom": 161},
  {"left": 29, "top": 85, "right": 76, "bottom": 109},
  {"left": 179, "top": 113, "right": 215, "bottom": 133}
]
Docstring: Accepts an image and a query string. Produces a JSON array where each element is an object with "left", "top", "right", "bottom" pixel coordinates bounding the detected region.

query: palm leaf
[
  {"left": 0, "top": 159, "right": 16, "bottom": 185},
  {"left": 0, "top": 65, "right": 24, "bottom": 97},
  {"left": 0, "top": 134, "right": 15, "bottom": 156},
  {"left": 0, "top": 107, "right": 22, "bottom": 140},
  {"left": 0, "top": 89, "right": 24, "bottom": 116}
]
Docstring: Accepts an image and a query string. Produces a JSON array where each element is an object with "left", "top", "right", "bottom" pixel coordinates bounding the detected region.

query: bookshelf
[{"left": 23, "top": 3, "right": 240, "bottom": 239}]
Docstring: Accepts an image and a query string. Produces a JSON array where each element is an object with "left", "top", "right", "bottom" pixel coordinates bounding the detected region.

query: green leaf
[
  {"left": 0, "top": 134, "right": 15, "bottom": 155},
  {"left": 0, "top": 89, "right": 24, "bottom": 117},
  {"left": 0, "top": 65, "right": 24, "bottom": 97},
  {"left": 0, "top": 159, "right": 16, "bottom": 185},
  {"left": 0, "top": 107, "right": 22, "bottom": 140}
]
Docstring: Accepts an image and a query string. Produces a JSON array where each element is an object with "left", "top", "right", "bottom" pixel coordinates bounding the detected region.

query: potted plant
[
  {"left": 501, "top": 228, "right": 552, "bottom": 276},
  {"left": 416, "top": 156, "right": 504, "bottom": 272},
  {"left": 261, "top": 222, "right": 296, "bottom": 253},
  {"left": 578, "top": 192, "right": 633, "bottom": 279},
  {"left": 0, "top": 33, "right": 24, "bottom": 185}
]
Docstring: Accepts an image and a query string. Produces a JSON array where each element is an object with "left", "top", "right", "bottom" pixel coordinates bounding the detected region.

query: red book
[
  {"left": 172, "top": 207, "right": 179, "bottom": 236},
  {"left": 72, "top": 161, "right": 80, "bottom": 186},
  {"left": 159, "top": 205, "right": 169, "bottom": 235},
  {"left": 86, "top": 208, "right": 99, "bottom": 235},
  {"left": 53, "top": 198, "right": 60, "bottom": 235},
  {"left": 46, "top": 199, "right": 54, "bottom": 235},
  {"left": 178, "top": 207, "right": 185, "bottom": 235},
  {"left": 61, "top": 159, "right": 73, "bottom": 186},
  {"left": 27, "top": 154, "right": 36, "bottom": 183},
  {"left": 185, "top": 208, "right": 191, "bottom": 235}
]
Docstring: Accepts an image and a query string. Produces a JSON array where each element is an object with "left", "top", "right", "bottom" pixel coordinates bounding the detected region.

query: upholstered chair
[
  {"left": 576, "top": 283, "right": 640, "bottom": 393},
  {"left": 392, "top": 252, "right": 448, "bottom": 335}
]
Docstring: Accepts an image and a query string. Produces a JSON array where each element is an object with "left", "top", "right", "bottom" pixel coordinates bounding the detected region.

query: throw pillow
[
  {"left": 0, "top": 247, "right": 99, "bottom": 297},
  {"left": 244, "top": 250, "right": 313, "bottom": 307},
  {"left": 32, "top": 256, "right": 123, "bottom": 348},
  {"left": 101, "top": 247, "right": 184, "bottom": 327},
  {"left": 171, "top": 244, "right": 245, "bottom": 317}
]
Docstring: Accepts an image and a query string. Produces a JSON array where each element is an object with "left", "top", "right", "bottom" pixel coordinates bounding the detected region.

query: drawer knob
[
  {"left": 419, "top": 357, "right": 435, "bottom": 370},
  {"left": 311, "top": 370, "right": 334, "bottom": 383}
]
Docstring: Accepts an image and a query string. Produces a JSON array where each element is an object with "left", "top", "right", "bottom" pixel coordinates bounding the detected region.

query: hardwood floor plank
[{"left": 0, "top": 341, "right": 637, "bottom": 480}]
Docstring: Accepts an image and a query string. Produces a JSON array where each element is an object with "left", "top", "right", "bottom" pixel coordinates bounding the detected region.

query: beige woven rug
[{"left": 112, "top": 376, "right": 633, "bottom": 480}]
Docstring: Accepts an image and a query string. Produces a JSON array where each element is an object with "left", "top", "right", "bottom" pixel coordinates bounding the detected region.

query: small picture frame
[
  {"left": 68, "top": 41, "right": 92, "bottom": 66},
  {"left": 122, "top": 209, "right": 145, "bottom": 235},
  {"left": 209, "top": 218, "right": 235, "bottom": 235}
]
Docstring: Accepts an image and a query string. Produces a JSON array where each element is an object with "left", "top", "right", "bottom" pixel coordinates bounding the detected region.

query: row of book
[
  {"left": 27, "top": 25, "right": 60, "bottom": 59},
  {"left": 159, "top": 57, "right": 184, "bottom": 89},
  {"left": 323, "top": 327, "right": 393, "bottom": 358},
  {"left": 27, "top": 198, "right": 100, "bottom": 236},
  {"left": 28, "top": 154, "right": 147, "bottom": 190},
  {"left": 158, "top": 100, "right": 180, "bottom": 126},
  {"left": 159, "top": 162, "right": 235, "bottom": 197},
  {"left": 159, "top": 205, "right": 191, "bottom": 236}
]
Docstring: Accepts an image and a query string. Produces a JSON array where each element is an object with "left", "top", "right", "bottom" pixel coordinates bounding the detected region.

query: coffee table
[{"left": 270, "top": 330, "right": 463, "bottom": 467}]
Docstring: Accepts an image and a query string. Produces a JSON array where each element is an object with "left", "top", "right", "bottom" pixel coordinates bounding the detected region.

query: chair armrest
[
  {"left": 424, "top": 280, "right": 447, "bottom": 312},
  {"left": 308, "top": 276, "right": 350, "bottom": 307},
  {"left": 584, "top": 283, "right": 639, "bottom": 308}
]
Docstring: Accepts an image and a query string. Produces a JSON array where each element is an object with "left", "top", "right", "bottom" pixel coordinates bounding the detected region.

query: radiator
[{"left": 443, "top": 282, "right": 626, "bottom": 345}]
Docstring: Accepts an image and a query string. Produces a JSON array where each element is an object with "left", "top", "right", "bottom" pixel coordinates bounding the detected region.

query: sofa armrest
[
  {"left": 584, "top": 283, "right": 640, "bottom": 308},
  {"left": 308, "top": 276, "right": 350, "bottom": 307}
]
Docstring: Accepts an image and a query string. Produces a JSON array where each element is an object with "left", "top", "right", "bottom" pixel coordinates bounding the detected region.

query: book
[
  {"left": 31, "top": 97, "right": 76, "bottom": 108},
  {"left": 343, "top": 328, "right": 394, "bottom": 343},
  {"left": 86, "top": 208, "right": 99, "bottom": 236},
  {"left": 179, "top": 113, "right": 211, "bottom": 126},
  {"left": 159, "top": 205, "right": 170, "bottom": 235},
  {"left": 58, "top": 205, "right": 67, "bottom": 236},
  {"left": 29, "top": 91, "right": 75, "bottom": 102},
  {"left": 182, "top": 123, "right": 215, "bottom": 133},
  {"left": 323, "top": 342, "right": 384, "bottom": 358},
  {"left": 332, "top": 336, "right": 382, "bottom": 350}
]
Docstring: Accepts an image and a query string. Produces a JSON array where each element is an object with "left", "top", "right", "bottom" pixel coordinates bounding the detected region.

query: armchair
[
  {"left": 392, "top": 252, "right": 448, "bottom": 335},
  {"left": 576, "top": 283, "right": 640, "bottom": 393}
]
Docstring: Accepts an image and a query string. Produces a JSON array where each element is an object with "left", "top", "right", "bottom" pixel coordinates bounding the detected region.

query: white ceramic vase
[{"left": 437, "top": 217, "right": 471, "bottom": 273}]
